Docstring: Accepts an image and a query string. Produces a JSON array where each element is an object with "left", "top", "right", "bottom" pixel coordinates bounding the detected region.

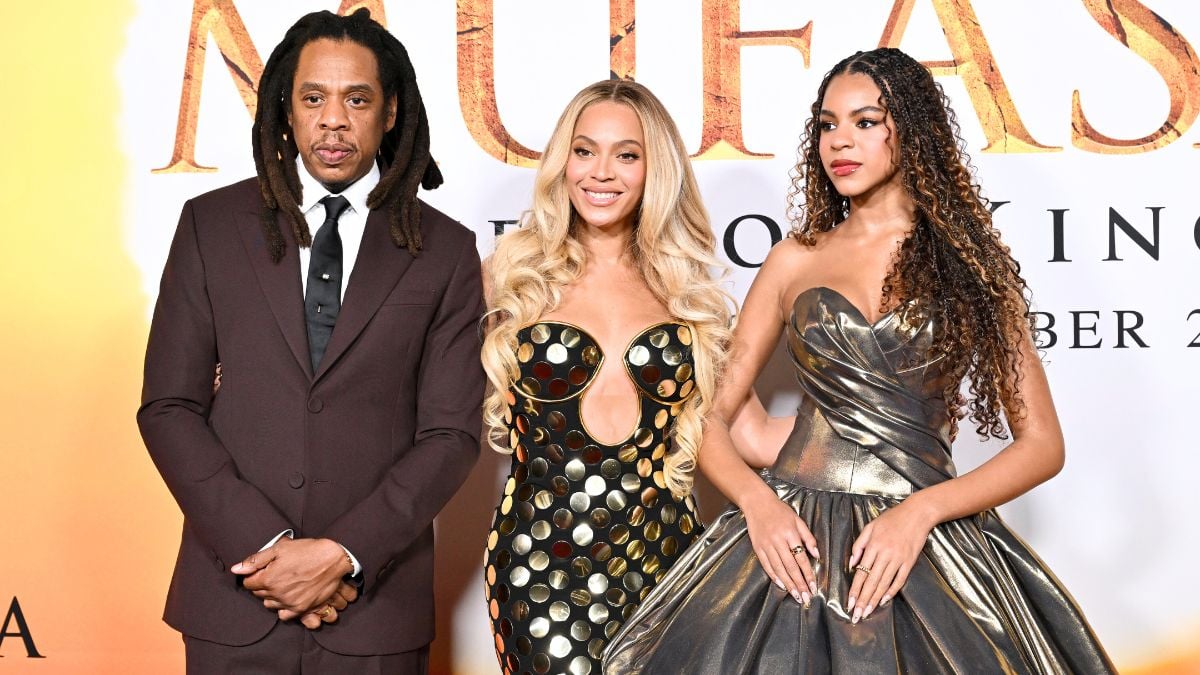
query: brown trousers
[{"left": 184, "top": 622, "right": 429, "bottom": 674}]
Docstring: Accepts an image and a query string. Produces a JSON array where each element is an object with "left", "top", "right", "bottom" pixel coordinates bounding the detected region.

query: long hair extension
[{"left": 788, "top": 48, "right": 1036, "bottom": 440}]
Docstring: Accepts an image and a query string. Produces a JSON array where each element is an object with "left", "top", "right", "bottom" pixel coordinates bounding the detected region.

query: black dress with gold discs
[{"left": 484, "top": 321, "right": 704, "bottom": 675}]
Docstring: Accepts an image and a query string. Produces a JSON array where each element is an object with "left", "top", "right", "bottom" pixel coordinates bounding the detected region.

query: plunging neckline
[
  {"left": 517, "top": 319, "right": 692, "bottom": 447},
  {"left": 793, "top": 286, "right": 898, "bottom": 329}
]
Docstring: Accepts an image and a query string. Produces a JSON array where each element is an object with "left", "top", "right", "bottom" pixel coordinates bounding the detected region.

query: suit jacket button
[
  {"left": 289, "top": 472, "right": 305, "bottom": 489},
  {"left": 307, "top": 397, "right": 323, "bottom": 413}
]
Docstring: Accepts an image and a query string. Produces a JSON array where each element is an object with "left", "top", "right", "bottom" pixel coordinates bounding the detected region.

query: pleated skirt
[{"left": 602, "top": 472, "right": 1115, "bottom": 674}]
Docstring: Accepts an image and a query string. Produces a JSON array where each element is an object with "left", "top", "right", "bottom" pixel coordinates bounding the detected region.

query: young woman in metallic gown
[{"left": 604, "top": 48, "right": 1114, "bottom": 675}]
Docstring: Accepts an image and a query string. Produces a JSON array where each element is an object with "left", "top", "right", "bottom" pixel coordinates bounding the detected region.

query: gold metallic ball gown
[
  {"left": 603, "top": 288, "right": 1115, "bottom": 674},
  {"left": 485, "top": 321, "right": 703, "bottom": 675}
]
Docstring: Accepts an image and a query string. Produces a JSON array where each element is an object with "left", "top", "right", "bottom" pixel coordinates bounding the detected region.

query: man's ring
[
  {"left": 791, "top": 545, "right": 806, "bottom": 556},
  {"left": 318, "top": 605, "right": 333, "bottom": 618},
  {"left": 855, "top": 565, "right": 872, "bottom": 575}
]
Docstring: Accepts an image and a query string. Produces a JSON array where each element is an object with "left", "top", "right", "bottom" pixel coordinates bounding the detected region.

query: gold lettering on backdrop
[
  {"left": 1073, "top": 0, "right": 1200, "bottom": 153},
  {"left": 153, "top": 0, "right": 260, "bottom": 173},
  {"left": 879, "top": 0, "right": 1059, "bottom": 153},
  {"left": 154, "top": 0, "right": 387, "bottom": 174},
  {"left": 457, "top": 0, "right": 638, "bottom": 166},
  {"left": 457, "top": 0, "right": 540, "bottom": 167},
  {"left": 611, "top": 0, "right": 636, "bottom": 80},
  {"left": 696, "top": 0, "right": 812, "bottom": 160}
]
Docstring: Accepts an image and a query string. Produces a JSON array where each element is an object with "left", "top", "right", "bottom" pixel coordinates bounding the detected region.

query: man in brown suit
[{"left": 137, "top": 9, "right": 482, "bottom": 672}]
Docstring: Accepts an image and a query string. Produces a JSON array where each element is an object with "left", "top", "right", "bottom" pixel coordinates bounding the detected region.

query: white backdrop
[{"left": 120, "top": 1, "right": 1199, "bottom": 671}]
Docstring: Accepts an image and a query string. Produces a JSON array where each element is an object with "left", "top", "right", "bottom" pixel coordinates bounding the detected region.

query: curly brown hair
[{"left": 787, "top": 47, "right": 1035, "bottom": 440}]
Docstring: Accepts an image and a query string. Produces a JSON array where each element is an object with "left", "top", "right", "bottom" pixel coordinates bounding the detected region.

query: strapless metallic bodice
[{"left": 775, "top": 287, "right": 960, "bottom": 494}]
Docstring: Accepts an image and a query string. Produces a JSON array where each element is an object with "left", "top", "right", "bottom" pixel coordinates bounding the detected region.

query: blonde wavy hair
[{"left": 481, "top": 80, "right": 732, "bottom": 498}]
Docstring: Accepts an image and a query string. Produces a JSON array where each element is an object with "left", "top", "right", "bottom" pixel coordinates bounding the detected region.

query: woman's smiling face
[{"left": 565, "top": 101, "right": 647, "bottom": 233}]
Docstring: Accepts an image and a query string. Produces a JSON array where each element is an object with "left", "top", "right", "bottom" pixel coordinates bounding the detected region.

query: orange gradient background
[{"left": 0, "top": 1, "right": 186, "bottom": 672}]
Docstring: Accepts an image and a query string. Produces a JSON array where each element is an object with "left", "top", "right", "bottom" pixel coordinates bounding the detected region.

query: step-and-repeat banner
[{"left": 2, "top": 1, "right": 1197, "bottom": 672}]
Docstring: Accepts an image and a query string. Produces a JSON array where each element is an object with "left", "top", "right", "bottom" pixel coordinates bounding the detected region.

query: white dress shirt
[{"left": 297, "top": 157, "right": 379, "bottom": 301}]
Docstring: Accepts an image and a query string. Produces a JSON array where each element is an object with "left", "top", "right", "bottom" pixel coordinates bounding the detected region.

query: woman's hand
[
  {"left": 846, "top": 500, "right": 935, "bottom": 623},
  {"left": 742, "top": 490, "right": 820, "bottom": 605}
]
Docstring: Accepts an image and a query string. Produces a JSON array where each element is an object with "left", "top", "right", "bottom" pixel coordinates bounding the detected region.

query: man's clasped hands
[{"left": 231, "top": 537, "right": 359, "bottom": 629}]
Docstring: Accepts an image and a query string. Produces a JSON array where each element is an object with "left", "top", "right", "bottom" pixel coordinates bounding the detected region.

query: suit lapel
[
  {"left": 315, "top": 208, "right": 413, "bottom": 381},
  {"left": 238, "top": 210, "right": 314, "bottom": 379}
]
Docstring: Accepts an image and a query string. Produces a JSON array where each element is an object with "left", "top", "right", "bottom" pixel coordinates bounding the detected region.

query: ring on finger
[
  {"left": 790, "top": 544, "right": 806, "bottom": 556},
  {"left": 854, "top": 565, "right": 871, "bottom": 575},
  {"left": 317, "top": 605, "right": 333, "bottom": 619}
]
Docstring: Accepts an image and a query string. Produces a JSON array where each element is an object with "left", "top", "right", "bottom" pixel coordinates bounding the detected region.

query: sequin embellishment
[{"left": 485, "top": 322, "right": 702, "bottom": 674}]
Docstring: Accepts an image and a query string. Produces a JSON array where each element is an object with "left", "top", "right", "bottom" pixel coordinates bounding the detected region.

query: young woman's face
[
  {"left": 565, "top": 101, "right": 647, "bottom": 232},
  {"left": 817, "top": 73, "right": 901, "bottom": 199}
]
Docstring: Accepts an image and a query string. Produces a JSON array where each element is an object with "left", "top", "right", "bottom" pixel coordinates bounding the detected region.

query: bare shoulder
[
  {"left": 757, "top": 235, "right": 819, "bottom": 293},
  {"left": 762, "top": 235, "right": 813, "bottom": 266}
]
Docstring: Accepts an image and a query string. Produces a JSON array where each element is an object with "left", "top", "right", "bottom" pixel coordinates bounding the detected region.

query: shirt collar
[{"left": 295, "top": 156, "right": 380, "bottom": 216}]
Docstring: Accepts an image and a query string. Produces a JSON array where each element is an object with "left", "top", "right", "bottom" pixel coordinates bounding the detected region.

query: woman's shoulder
[{"left": 759, "top": 234, "right": 820, "bottom": 277}]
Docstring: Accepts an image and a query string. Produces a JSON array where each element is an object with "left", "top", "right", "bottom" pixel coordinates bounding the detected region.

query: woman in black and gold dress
[{"left": 480, "top": 80, "right": 732, "bottom": 675}]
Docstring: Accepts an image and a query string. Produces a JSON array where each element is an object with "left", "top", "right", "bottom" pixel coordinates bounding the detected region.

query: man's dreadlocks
[{"left": 252, "top": 8, "right": 442, "bottom": 261}]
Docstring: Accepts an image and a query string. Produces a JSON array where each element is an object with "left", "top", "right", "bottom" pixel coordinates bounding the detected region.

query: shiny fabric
[
  {"left": 485, "top": 321, "right": 704, "bottom": 675},
  {"left": 603, "top": 287, "right": 1114, "bottom": 674}
]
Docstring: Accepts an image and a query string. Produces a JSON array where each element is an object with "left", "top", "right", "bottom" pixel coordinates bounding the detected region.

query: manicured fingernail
[
  {"left": 864, "top": 605, "right": 874, "bottom": 618},
  {"left": 847, "top": 596, "right": 856, "bottom": 612},
  {"left": 809, "top": 582, "right": 818, "bottom": 595},
  {"left": 852, "top": 609, "right": 861, "bottom": 624},
  {"left": 791, "top": 590, "right": 802, "bottom": 603},
  {"left": 801, "top": 591, "right": 811, "bottom": 605},
  {"left": 774, "top": 578, "right": 786, "bottom": 591},
  {"left": 811, "top": 548, "right": 820, "bottom": 560},
  {"left": 880, "top": 595, "right": 891, "bottom": 606}
]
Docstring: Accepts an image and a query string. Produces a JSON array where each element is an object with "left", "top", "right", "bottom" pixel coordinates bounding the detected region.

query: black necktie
[{"left": 305, "top": 195, "right": 350, "bottom": 371}]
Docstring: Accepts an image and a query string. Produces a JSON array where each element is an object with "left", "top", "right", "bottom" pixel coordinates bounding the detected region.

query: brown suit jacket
[{"left": 137, "top": 178, "right": 483, "bottom": 655}]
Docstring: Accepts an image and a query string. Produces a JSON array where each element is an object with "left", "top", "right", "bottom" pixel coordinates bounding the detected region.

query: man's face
[{"left": 288, "top": 38, "right": 397, "bottom": 193}]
